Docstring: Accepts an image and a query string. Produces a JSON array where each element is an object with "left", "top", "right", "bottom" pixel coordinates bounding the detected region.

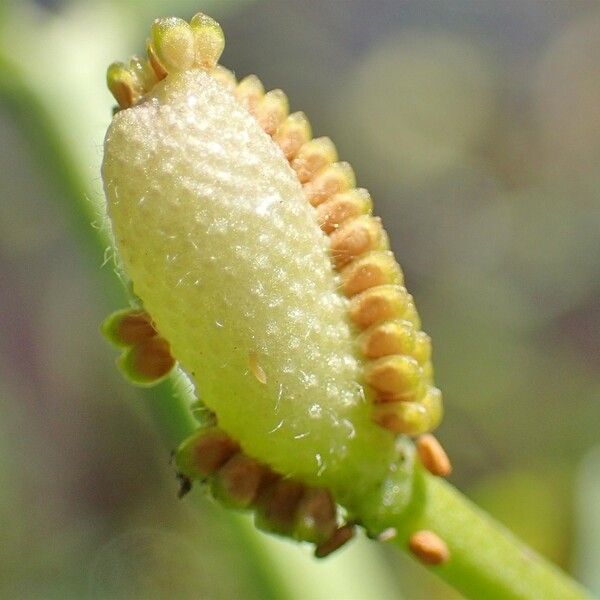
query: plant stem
[{"left": 370, "top": 470, "right": 591, "bottom": 599}]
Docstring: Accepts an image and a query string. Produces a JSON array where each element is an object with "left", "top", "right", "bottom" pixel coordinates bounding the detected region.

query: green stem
[{"left": 373, "top": 470, "right": 591, "bottom": 599}]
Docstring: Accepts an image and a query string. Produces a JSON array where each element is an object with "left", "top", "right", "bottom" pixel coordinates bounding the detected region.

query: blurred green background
[{"left": 1, "top": 0, "right": 599, "bottom": 598}]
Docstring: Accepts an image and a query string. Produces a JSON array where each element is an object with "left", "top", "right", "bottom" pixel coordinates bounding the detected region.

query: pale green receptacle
[{"left": 102, "top": 69, "right": 403, "bottom": 512}]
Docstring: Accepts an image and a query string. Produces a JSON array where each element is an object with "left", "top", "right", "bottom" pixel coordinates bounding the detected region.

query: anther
[
  {"left": 291, "top": 137, "right": 338, "bottom": 183},
  {"left": 357, "top": 319, "right": 416, "bottom": 360},
  {"left": 256, "top": 89, "right": 289, "bottom": 136},
  {"left": 272, "top": 112, "right": 312, "bottom": 160},
  {"left": 372, "top": 400, "right": 430, "bottom": 436},
  {"left": 304, "top": 161, "right": 356, "bottom": 207},
  {"left": 364, "top": 354, "right": 423, "bottom": 401},
  {"left": 420, "top": 386, "right": 443, "bottom": 431},
  {"left": 235, "top": 75, "right": 265, "bottom": 116},
  {"left": 349, "top": 285, "right": 410, "bottom": 330},
  {"left": 117, "top": 312, "right": 156, "bottom": 344},
  {"left": 146, "top": 40, "right": 168, "bottom": 81},
  {"left": 175, "top": 428, "right": 240, "bottom": 480},
  {"left": 106, "top": 62, "right": 137, "bottom": 109},
  {"left": 314, "top": 524, "right": 355, "bottom": 558},
  {"left": 409, "top": 530, "right": 450, "bottom": 565},
  {"left": 151, "top": 17, "right": 195, "bottom": 73},
  {"left": 121, "top": 336, "right": 175, "bottom": 385},
  {"left": 294, "top": 488, "right": 337, "bottom": 544},
  {"left": 341, "top": 251, "right": 403, "bottom": 297},
  {"left": 102, "top": 308, "right": 157, "bottom": 347},
  {"left": 416, "top": 434, "right": 452, "bottom": 477},
  {"left": 211, "top": 452, "right": 267, "bottom": 508},
  {"left": 129, "top": 56, "right": 157, "bottom": 94},
  {"left": 256, "top": 479, "right": 305, "bottom": 536},
  {"left": 190, "top": 12, "right": 225, "bottom": 69},
  {"left": 315, "top": 188, "right": 372, "bottom": 234},
  {"left": 329, "top": 216, "right": 385, "bottom": 269},
  {"left": 412, "top": 331, "right": 432, "bottom": 365}
]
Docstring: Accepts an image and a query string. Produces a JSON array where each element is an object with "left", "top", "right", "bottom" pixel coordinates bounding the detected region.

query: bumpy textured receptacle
[{"left": 103, "top": 69, "right": 396, "bottom": 505}]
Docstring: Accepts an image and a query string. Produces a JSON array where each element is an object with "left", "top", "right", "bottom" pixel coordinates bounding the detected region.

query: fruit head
[
  {"left": 102, "top": 70, "right": 399, "bottom": 503},
  {"left": 102, "top": 14, "right": 444, "bottom": 515}
]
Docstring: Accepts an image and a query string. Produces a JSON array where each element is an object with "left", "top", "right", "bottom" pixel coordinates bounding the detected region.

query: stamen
[
  {"left": 151, "top": 17, "right": 195, "bottom": 72},
  {"left": 409, "top": 530, "right": 450, "bottom": 565},
  {"left": 212, "top": 452, "right": 267, "bottom": 508},
  {"left": 412, "top": 331, "right": 432, "bottom": 364},
  {"left": 364, "top": 354, "right": 423, "bottom": 401},
  {"left": 106, "top": 62, "right": 137, "bottom": 109},
  {"left": 256, "top": 479, "right": 305, "bottom": 536},
  {"left": 341, "top": 251, "right": 403, "bottom": 297},
  {"left": 304, "top": 161, "right": 356, "bottom": 207},
  {"left": 314, "top": 524, "right": 355, "bottom": 558},
  {"left": 102, "top": 308, "right": 157, "bottom": 347},
  {"left": 129, "top": 56, "right": 157, "bottom": 94},
  {"left": 235, "top": 75, "right": 265, "bottom": 116},
  {"left": 416, "top": 434, "right": 452, "bottom": 477},
  {"left": 329, "top": 216, "right": 385, "bottom": 269},
  {"left": 256, "top": 89, "right": 289, "bottom": 135},
  {"left": 419, "top": 386, "right": 443, "bottom": 430},
  {"left": 291, "top": 137, "right": 337, "bottom": 183},
  {"left": 146, "top": 39, "right": 168, "bottom": 81},
  {"left": 358, "top": 319, "right": 416, "bottom": 360},
  {"left": 272, "top": 112, "right": 312, "bottom": 160},
  {"left": 294, "top": 488, "right": 337, "bottom": 544},
  {"left": 120, "top": 336, "right": 175, "bottom": 384},
  {"left": 190, "top": 12, "right": 225, "bottom": 69},
  {"left": 175, "top": 428, "right": 240, "bottom": 479},
  {"left": 372, "top": 398, "right": 430, "bottom": 435},
  {"left": 349, "top": 285, "right": 410, "bottom": 330},
  {"left": 315, "top": 188, "right": 372, "bottom": 234}
]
